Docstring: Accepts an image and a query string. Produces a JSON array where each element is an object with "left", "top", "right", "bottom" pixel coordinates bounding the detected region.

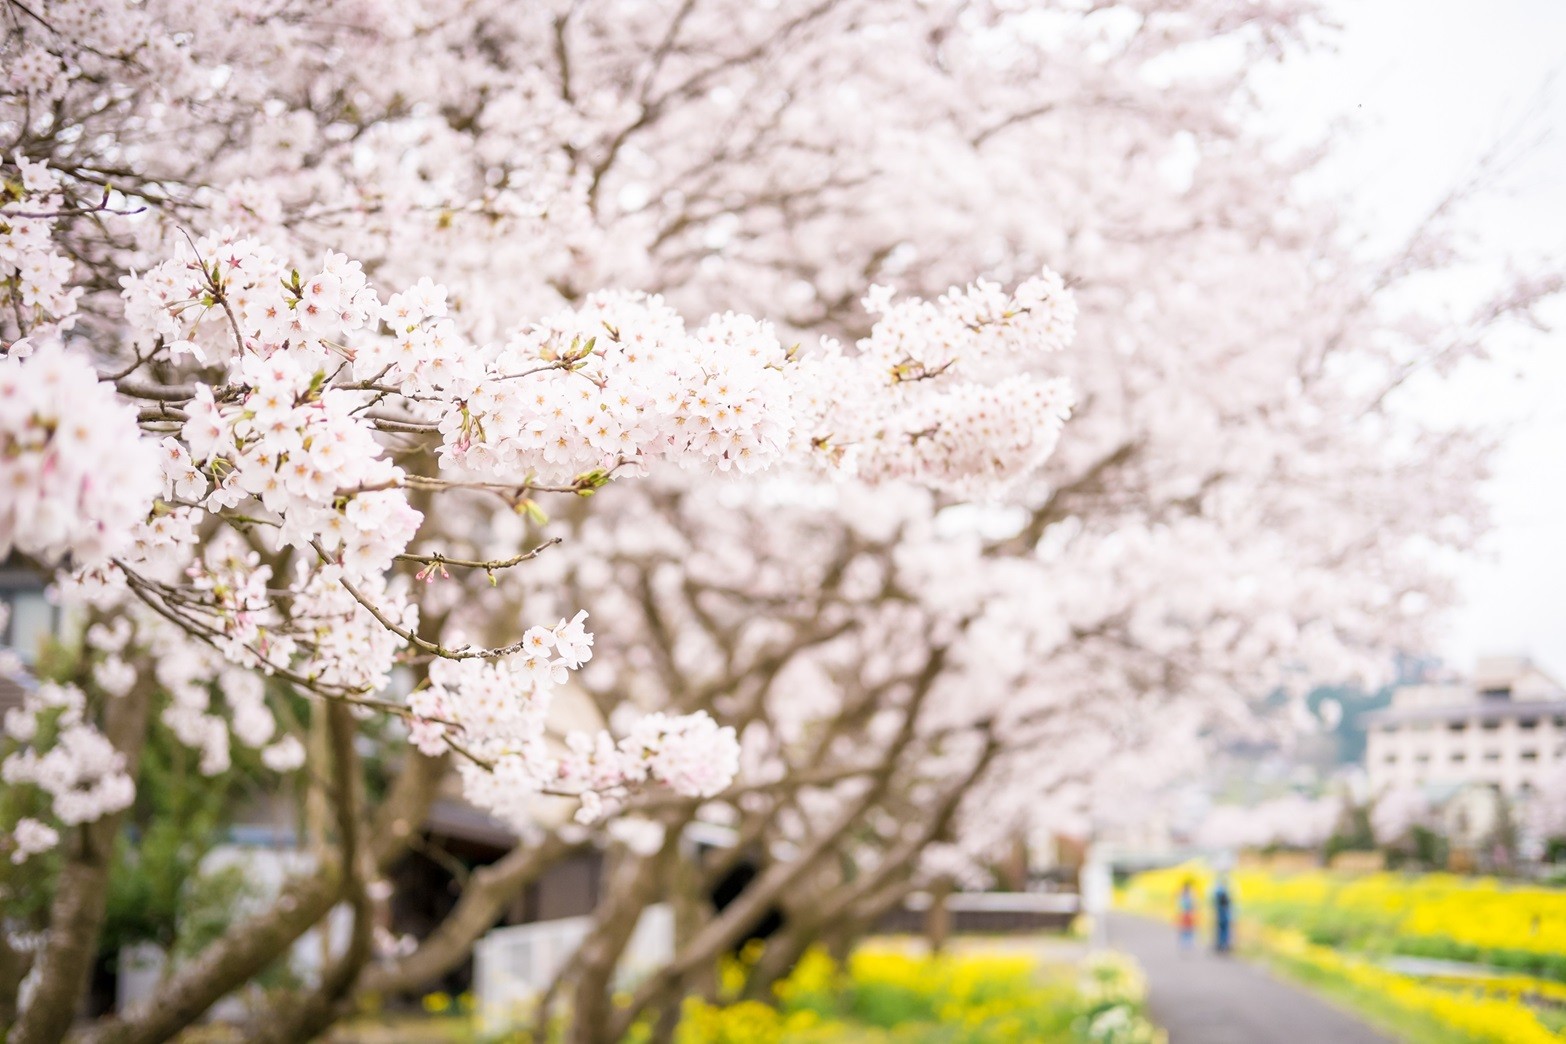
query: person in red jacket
[{"left": 1176, "top": 878, "right": 1198, "bottom": 950}]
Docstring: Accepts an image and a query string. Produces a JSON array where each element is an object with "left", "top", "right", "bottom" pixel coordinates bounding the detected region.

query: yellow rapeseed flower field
[
  {"left": 1259, "top": 925, "right": 1562, "bottom": 1044},
  {"left": 672, "top": 944, "right": 1163, "bottom": 1043},
  {"left": 1125, "top": 864, "right": 1566, "bottom": 963},
  {"left": 1122, "top": 864, "right": 1566, "bottom": 1042}
]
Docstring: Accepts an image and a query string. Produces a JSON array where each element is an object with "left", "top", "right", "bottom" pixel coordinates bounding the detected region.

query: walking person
[
  {"left": 1176, "top": 878, "right": 1198, "bottom": 950},
  {"left": 1212, "top": 873, "right": 1234, "bottom": 953}
]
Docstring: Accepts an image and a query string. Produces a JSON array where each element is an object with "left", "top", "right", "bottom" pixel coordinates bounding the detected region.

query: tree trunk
[
  {"left": 748, "top": 737, "right": 1000, "bottom": 1006},
  {"left": 925, "top": 878, "right": 953, "bottom": 955},
  {"left": 606, "top": 648, "right": 956, "bottom": 1041},
  {"left": 76, "top": 732, "right": 446, "bottom": 1044},
  {"left": 246, "top": 701, "right": 372, "bottom": 1044},
  {"left": 359, "top": 830, "right": 578, "bottom": 996},
  {"left": 74, "top": 870, "right": 343, "bottom": 1044},
  {"left": 0, "top": 926, "right": 36, "bottom": 1029},
  {"left": 13, "top": 680, "right": 155, "bottom": 1044},
  {"left": 604, "top": 788, "right": 885, "bottom": 1041},
  {"left": 567, "top": 841, "right": 674, "bottom": 1044},
  {"left": 742, "top": 914, "right": 819, "bottom": 1002}
]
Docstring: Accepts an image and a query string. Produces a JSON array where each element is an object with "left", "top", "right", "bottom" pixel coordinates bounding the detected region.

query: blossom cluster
[
  {"left": 795, "top": 271, "right": 1077, "bottom": 497},
  {"left": 90, "top": 236, "right": 435, "bottom": 716},
  {"left": 124, "top": 238, "right": 379, "bottom": 366},
  {"left": 856, "top": 375, "right": 1074, "bottom": 494},
  {"left": 406, "top": 612, "right": 738, "bottom": 826},
  {"left": 182, "top": 350, "right": 420, "bottom": 579},
  {"left": 1525, "top": 763, "right": 1566, "bottom": 844},
  {"left": 861, "top": 270, "right": 1077, "bottom": 375},
  {"left": 356, "top": 277, "right": 466, "bottom": 397},
  {"left": 289, "top": 566, "right": 416, "bottom": 696},
  {"left": 122, "top": 232, "right": 810, "bottom": 499},
  {"left": 8, "top": 817, "right": 60, "bottom": 864},
  {"left": 2, "top": 0, "right": 188, "bottom": 110},
  {"left": 560, "top": 711, "right": 741, "bottom": 813},
  {"left": 1197, "top": 794, "right": 1341, "bottom": 851},
  {"left": 2, "top": 683, "right": 135, "bottom": 846},
  {"left": 0, "top": 344, "right": 163, "bottom": 567},
  {"left": 1371, "top": 786, "right": 1436, "bottom": 844},
  {"left": 2, "top": 157, "right": 82, "bottom": 344},
  {"left": 11, "top": 219, "right": 1077, "bottom": 840},
  {"left": 437, "top": 293, "right": 797, "bottom": 484}
]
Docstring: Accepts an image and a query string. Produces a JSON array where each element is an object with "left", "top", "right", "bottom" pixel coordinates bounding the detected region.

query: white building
[{"left": 1365, "top": 656, "right": 1566, "bottom": 799}]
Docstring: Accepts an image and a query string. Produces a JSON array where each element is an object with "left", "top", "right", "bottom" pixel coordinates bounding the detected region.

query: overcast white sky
[{"left": 1256, "top": 0, "right": 1566, "bottom": 680}]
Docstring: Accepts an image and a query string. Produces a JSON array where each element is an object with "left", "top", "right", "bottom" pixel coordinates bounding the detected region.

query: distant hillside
[{"left": 1310, "top": 684, "right": 1394, "bottom": 765}]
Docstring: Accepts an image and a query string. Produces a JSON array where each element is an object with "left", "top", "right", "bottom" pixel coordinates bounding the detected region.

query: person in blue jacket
[{"left": 1212, "top": 873, "right": 1235, "bottom": 953}]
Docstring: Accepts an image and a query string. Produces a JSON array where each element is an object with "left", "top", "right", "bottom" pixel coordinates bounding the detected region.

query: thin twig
[{"left": 395, "top": 537, "right": 562, "bottom": 572}]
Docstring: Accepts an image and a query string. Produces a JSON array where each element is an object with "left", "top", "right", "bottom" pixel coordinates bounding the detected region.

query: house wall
[{"left": 1367, "top": 712, "right": 1566, "bottom": 797}]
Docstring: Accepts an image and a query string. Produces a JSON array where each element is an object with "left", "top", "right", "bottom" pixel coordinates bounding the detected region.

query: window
[
  {"left": 1554, "top": 716, "right": 1566, "bottom": 729},
  {"left": 1481, "top": 687, "right": 1512, "bottom": 701},
  {"left": 1452, "top": 752, "right": 1467, "bottom": 763},
  {"left": 1521, "top": 750, "right": 1539, "bottom": 761},
  {"left": 1448, "top": 720, "right": 1467, "bottom": 732},
  {"left": 1484, "top": 752, "right": 1501, "bottom": 762},
  {"left": 1415, "top": 753, "right": 1431, "bottom": 764},
  {"left": 1384, "top": 754, "right": 1397, "bottom": 764},
  {"left": 0, "top": 587, "right": 54, "bottom": 665},
  {"left": 1520, "top": 717, "right": 1539, "bottom": 730},
  {"left": 1482, "top": 719, "right": 1502, "bottom": 731}
]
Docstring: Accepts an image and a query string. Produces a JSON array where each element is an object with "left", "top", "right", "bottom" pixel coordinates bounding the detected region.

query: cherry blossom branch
[
  {"left": 2, "top": 186, "right": 146, "bottom": 220},
  {"left": 116, "top": 564, "right": 372, "bottom": 702},
  {"left": 309, "top": 542, "right": 541, "bottom": 663},
  {"left": 364, "top": 416, "right": 443, "bottom": 435},
  {"left": 396, "top": 537, "right": 562, "bottom": 578}
]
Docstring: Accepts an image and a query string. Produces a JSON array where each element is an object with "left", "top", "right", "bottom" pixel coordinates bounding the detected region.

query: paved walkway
[{"left": 1105, "top": 913, "right": 1397, "bottom": 1044}]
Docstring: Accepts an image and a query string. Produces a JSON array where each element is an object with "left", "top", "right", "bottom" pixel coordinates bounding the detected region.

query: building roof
[
  {"left": 1373, "top": 654, "right": 1566, "bottom": 725},
  {"left": 426, "top": 798, "right": 520, "bottom": 848},
  {"left": 1365, "top": 699, "right": 1566, "bottom": 728},
  {"left": 1473, "top": 655, "right": 1558, "bottom": 693}
]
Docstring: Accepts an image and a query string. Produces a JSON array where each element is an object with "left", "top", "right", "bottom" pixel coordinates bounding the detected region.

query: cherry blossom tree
[
  {"left": 1372, "top": 786, "right": 1438, "bottom": 848},
  {"left": 357, "top": 0, "right": 1560, "bottom": 1033},
  {"left": 1, "top": 3, "right": 1082, "bottom": 1040},
  {"left": 1524, "top": 764, "right": 1566, "bottom": 857},
  {"left": 1196, "top": 795, "right": 1340, "bottom": 853},
  {"left": 2, "top": 0, "right": 1559, "bottom": 1041}
]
